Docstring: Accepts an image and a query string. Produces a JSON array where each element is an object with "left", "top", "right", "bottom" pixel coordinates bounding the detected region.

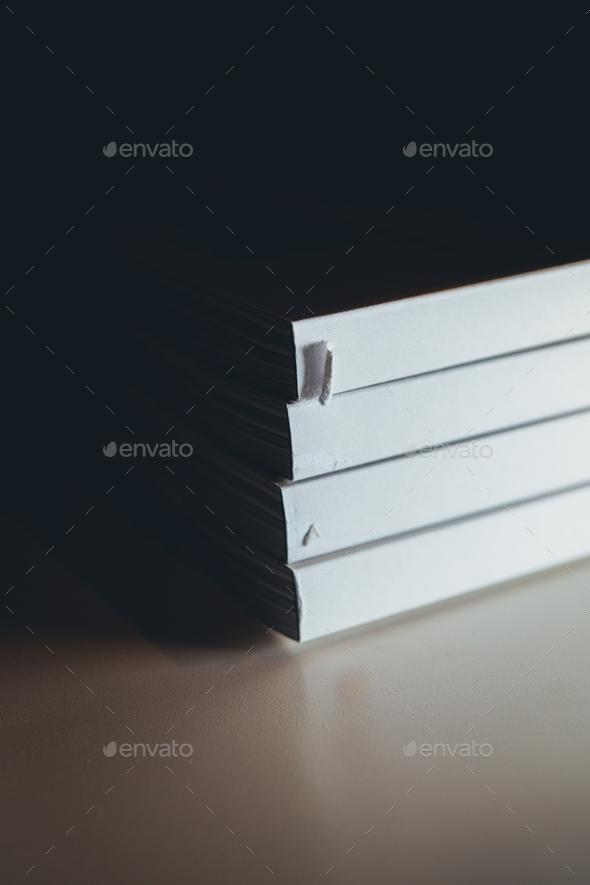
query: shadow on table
[{"left": 1, "top": 480, "right": 274, "bottom": 657}]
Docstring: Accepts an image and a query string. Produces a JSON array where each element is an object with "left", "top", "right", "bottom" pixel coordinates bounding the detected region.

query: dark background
[{"left": 3, "top": 0, "right": 590, "bottom": 630}]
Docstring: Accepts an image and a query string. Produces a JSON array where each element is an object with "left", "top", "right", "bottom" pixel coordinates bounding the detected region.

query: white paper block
[
  {"left": 288, "top": 336, "right": 590, "bottom": 480},
  {"left": 292, "top": 261, "right": 590, "bottom": 397},
  {"left": 281, "top": 410, "right": 590, "bottom": 561},
  {"left": 293, "top": 483, "right": 590, "bottom": 641}
]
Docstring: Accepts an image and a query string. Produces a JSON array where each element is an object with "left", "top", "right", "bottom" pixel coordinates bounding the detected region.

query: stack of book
[{"left": 102, "top": 190, "right": 590, "bottom": 640}]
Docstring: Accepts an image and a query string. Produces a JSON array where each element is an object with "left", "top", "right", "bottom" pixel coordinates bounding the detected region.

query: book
[
  {"left": 146, "top": 408, "right": 590, "bottom": 565},
  {"left": 290, "top": 483, "right": 590, "bottom": 642},
  {"left": 140, "top": 467, "right": 590, "bottom": 641},
  {"left": 126, "top": 330, "right": 590, "bottom": 480},
  {"left": 104, "top": 195, "right": 590, "bottom": 404}
]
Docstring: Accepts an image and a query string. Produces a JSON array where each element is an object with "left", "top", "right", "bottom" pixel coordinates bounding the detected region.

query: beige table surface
[{"left": 2, "top": 504, "right": 590, "bottom": 885}]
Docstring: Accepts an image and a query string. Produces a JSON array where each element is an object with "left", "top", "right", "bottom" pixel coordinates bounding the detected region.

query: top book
[{"left": 106, "top": 185, "right": 590, "bottom": 404}]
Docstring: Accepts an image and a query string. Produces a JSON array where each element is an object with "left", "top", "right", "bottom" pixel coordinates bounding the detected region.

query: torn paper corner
[{"left": 298, "top": 340, "right": 334, "bottom": 404}]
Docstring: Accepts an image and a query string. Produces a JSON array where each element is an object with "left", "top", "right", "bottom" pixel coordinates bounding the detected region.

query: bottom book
[
  {"left": 137, "top": 464, "right": 590, "bottom": 642},
  {"left": 291, "top": 484, "right": 590, "bottom": 641}
]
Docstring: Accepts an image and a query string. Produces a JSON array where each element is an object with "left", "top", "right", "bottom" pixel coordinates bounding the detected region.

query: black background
[{"left": 3, "top": 0, "right": 590, "bottom": 630}]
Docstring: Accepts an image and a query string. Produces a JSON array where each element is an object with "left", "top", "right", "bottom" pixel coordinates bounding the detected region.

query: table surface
[{"left": 3, "top": 503, "right": 589, "bottom": 885}]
